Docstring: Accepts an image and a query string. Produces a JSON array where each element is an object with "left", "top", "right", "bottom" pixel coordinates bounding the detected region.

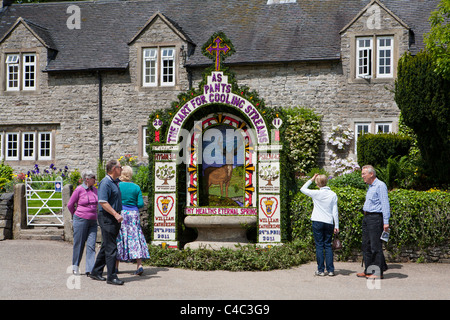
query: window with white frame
[
  {"left": 356, "top": 36, "right": 394, "bottom": 79},
  {"left": 376, "top": 122, "right": 392, "bottom": 133},
  {"left": 142, "top": 47, "right": 175, "bottom": 87},
  {"left": 0, "top": 128, "right": 54, "bottom": 162},
  {"left": 22, "top": 132, "right": 35, "bottom": 160},
  {"left": 377, "top": 37, "right": 393, "bottom": 78},
  {"left": 6, "top": 54, "right": 19, "bottom": 91},
  {"left": 161, "top": 48, "right": 175, "bottom": 86},
  {"left": 5, "top": 53, "right": 36, "bottom": 91},
  {"left": 6, "top": 133, "right": 19, "bottom": 160},
  {"left": 38, "top": 132, "right": 51, "bottom": 160},
  {"left": 354, "top": 123, "right": 370, "bottom": 154},
  {"left": 357, "top": 38, "right": 372, "bottom": 78},
  {"left": 142, "top": 126, "right": 149, "bottom": 158},
  {"left": 23, "top": 54, "right": 36, "bottom": 90},
  {"left": 143, "top": 48, "right": 157, "bottom": 86}
]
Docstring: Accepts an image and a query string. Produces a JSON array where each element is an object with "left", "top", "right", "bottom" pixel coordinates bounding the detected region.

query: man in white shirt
[{"left": 301, "top": 173, "right": 339, "bottom": 276}]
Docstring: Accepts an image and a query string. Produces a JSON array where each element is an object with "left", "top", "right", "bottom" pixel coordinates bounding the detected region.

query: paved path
[{"left": 0, "top": 240, "right": 449, "bottom": 302}]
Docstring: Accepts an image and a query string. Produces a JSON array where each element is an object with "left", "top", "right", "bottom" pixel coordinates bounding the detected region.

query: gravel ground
[{"left": 1, "top": 239, "right": 448, "bottom": 304}]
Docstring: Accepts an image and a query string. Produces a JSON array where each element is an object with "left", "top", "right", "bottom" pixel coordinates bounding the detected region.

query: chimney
[{"left": 2, "top": 0, "right": 14, "bottom": 9}]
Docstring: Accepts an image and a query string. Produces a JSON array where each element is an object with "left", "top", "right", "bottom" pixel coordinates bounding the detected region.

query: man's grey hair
[{"left": 362, "top": 165, "right": 376, "bottom": 176}]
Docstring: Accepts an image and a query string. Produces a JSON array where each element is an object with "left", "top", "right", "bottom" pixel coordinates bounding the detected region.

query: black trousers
[
  {"left": 362, "top": 213, "right": 387, "bottom": 276},
  {"left": 92, "top": 212, "right": 121, "bottom": 280}
]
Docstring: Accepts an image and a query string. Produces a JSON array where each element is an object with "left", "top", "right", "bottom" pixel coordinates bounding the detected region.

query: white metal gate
[{"left": 25, "top": 177, "right": 64, "bottom": 226}]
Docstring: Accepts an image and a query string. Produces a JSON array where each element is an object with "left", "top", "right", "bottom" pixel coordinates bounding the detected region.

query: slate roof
[{"left": 0, "top": 0, "right": 439, "bottom": 72}]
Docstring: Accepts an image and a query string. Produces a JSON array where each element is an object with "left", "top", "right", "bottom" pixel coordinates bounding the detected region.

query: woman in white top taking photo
[{"left": 301, "top": 173, "right": 339, "bottom": 276}]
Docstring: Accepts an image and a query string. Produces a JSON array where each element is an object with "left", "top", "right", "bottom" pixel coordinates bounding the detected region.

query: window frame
[
  {"left": 38, "top": 131, "right": 52, "bottom": 160},
  {"left": 354, "top": 123, "right": 370, "bottom": 154},
  {"left": 0, "top": 132, "right": 3, "bottom": 161},
  {"left": 354, "top": 35, "right": 395, "bottom": 80},
  {"left": 5, "top": 132, "right": 19, "bottom": 161},
  {"left": 6, "top": 54, "right": 20, "bottom": 91},
  {"left": 376, "top": 122, "right": 392, "bottom": 134},
  {"left": 376, "top": 36, "right": 393, "bottom": 78},
  {"left": 142, "top": 48, "right": 158, "bottom": 87},
  {"left": 22, "top": 53, "right": 36, "bottom": 91},
  {"left": 356, "top": 37, "right": 373, "bottom": 78},
  {"left": 4, "top": 53, "right": 37, "bottom": 91},
  {"left": 142, "top": 126, "right": 149, "bottom": 158},
  {"left": 160, "top": 47, "right": 175, "bottom": 86},
  {"left": 21, "top": 131, "right": 35, "bottom": 161},
  {"left": 141, "top": 46, "right": 176, "bottom": 88}
]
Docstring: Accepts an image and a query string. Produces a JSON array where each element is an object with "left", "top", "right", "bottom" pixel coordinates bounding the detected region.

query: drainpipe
[{"left": 97, "top": 71, "right": 103, "bottom": 163}]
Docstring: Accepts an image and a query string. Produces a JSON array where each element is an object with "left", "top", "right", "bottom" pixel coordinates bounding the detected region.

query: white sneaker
[
  {"left": 315, "top": 271, "right": 326, "bottom": 276},
  {"left": 328, "top": 272, "right": 335, "bottom": 276}
]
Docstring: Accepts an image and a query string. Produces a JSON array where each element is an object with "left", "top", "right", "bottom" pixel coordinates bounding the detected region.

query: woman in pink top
[{"left": 67, "top": 169, "right": 98, "bottom": 275}]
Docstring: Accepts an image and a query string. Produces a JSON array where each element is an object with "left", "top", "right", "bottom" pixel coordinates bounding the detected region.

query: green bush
[
  {"left": 389, "top": 189, "right": 449, "bottom": 249},
  {"left": 144, "top": 241, "right": 312, "bottom": 271},
  {"left": 0, "top": 161, "right": 13, "bottom": 193},
  {"left": 290, "top": 185, "right": 450, "bottom": 259},
  {"left": 394, "top": 51, "right": 450, "bottom": 185},
  {"left": 327, "top": 170, "right": 367, "bottom": 190},
  {"left": 283, "top": 107, "right": 322, "bottom": 175},
  {"left": 290, "top": 186, "right": 366, "bottom": 259},
  {"left": 357, "top": 133, "right": 412, "bottom": 168},
  {"left": 133, "top": 165, "right": 150, "bottom": 193}
]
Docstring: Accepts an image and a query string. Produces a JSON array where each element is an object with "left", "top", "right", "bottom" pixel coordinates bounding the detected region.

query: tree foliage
[
  {"left": 425, "top": 0, "right": 450, "bottom": 80},
  {"left": 394, "top": 51, "right": 450, "bottom": 185}
]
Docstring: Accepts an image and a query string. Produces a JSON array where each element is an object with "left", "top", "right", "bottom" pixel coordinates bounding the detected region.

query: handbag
[{"left": 332, "top": 234, "right": 342, "bottom": 250}]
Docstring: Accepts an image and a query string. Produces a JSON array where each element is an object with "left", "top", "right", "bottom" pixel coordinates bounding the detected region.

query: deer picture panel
[{"left": 188, "top": 112, "right": 257, "bottom": 208}]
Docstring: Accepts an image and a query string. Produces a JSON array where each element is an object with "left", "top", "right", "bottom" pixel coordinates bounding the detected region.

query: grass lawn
[{"left": 26, "top": 190, "right": 63, "bottom": 216}]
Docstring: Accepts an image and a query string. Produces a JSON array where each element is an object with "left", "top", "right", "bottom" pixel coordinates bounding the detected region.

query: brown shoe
[
  {"left": 366, "top": 274, "right": 384, "bottom": 280},
  {"left": 356, "top": 272, "right": 367, "bottom": 278}
]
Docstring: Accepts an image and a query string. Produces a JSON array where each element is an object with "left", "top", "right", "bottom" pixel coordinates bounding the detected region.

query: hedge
[
  {"left": 290, "top": 186, "right": 449, "bottom": 260},
  {"left": 144, "top": 241, "right": 312, "bottom": 271},
  {"left": 357, "top": 133, "right": 412, "bottom": 168}
]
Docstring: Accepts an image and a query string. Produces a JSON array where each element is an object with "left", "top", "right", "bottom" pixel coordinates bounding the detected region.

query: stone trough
[{"left": 184, "top": 215, "right": 257, "bottom": 250}]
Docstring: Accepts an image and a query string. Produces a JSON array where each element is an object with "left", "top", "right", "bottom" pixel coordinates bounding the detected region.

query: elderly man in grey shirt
[{"left": 357, "top": 165, "right": 390, "bottom": 280}]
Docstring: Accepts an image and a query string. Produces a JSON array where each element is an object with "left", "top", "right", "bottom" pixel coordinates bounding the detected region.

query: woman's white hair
[
  {"left": 120, "top": 165, "right": 133, "bottom": 181},
  {"left": 81, "top": 169, "right": 95, "bottom": 180}
]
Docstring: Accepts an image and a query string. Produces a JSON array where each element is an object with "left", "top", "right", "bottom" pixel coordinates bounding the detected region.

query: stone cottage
[{"left": 0, "top": 0, "right": 438, "bottom": 174}]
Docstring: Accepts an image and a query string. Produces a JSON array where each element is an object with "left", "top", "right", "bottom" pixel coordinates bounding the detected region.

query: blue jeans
[
  {"left": 312, "top": 221, "right": 334, "bottom": 273},
  {"left": 72, "top": 214, "right": 98, "bottom": 273}
]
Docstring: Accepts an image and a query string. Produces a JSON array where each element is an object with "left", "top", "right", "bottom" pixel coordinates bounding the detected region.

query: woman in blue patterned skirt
[{"left": 116, "top": 165, "right": 149, "bottom": 275}]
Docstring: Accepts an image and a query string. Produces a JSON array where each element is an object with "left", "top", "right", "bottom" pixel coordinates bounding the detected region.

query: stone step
[{"left": 18, "top": 227, "right": 64, "bottom": 241}]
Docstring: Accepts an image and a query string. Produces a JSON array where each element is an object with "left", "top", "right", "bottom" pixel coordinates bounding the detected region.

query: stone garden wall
[{"left": 0, "top": 193, "right": 13, "bottom": 240}]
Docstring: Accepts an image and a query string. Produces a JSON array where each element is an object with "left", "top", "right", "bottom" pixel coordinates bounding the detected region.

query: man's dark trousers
[
  {"left": 92, "top": 211, "right": 121, "bottom": 280},
  {"left": 361, "top": 213, "right": 386, "bottom": 276}
]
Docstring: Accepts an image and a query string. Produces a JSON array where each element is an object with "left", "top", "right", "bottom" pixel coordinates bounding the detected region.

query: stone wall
[
  {"left": 0, "top": 193, "right": 14, "bottom": 240},
  {"left": 345, "top": 243, "right": 450, "bottom": 264},
  {"left": 0, "top": 2, "right": 411, "bottom": 175}
]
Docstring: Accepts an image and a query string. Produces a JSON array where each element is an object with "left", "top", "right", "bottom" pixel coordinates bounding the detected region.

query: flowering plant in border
[
  {"left": 284, "top": 107, "right": 322, "bottom": 175},
  {"left": 118, "top": 154, "right": 138, "bottom": 166},
  {"left": 13, "top": 164, "right": 81, "bottom": 187},
  {"left": 325, "top": 125, "right": 360, "bottom": 176}
]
